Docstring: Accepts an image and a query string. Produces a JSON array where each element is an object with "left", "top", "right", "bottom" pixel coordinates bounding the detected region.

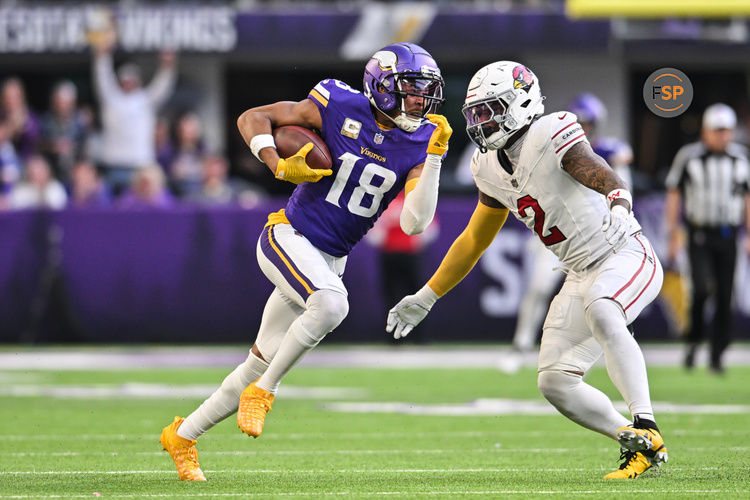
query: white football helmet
[{"left": 462, "top": 61, "right": 545, "bottom": 151}]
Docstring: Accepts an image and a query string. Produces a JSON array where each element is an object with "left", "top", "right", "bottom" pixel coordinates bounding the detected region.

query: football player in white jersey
[
  {"left": 500, "top": 93, "right": 635, "bottom": 374},
  {"left": 387, "top": 61, "right": 667, "bottom": 479}
]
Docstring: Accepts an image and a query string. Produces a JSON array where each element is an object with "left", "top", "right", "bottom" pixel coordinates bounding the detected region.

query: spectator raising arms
[{"left": 91, "top": 32, "right": 176, "bottom": 196}]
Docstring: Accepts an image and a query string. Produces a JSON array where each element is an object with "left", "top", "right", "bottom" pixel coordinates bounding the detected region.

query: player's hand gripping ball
[{"left": 272, "top": 126, "right": 333, "bottom": 184}]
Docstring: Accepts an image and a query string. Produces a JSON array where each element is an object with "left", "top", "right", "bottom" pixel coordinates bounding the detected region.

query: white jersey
[{"left": 471, "top": 111, "right": 641, "bottom": 273}]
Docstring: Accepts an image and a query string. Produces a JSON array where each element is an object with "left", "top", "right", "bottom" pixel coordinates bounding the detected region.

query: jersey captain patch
[{"left": 341, "top": 118, "right": 361, "bottom": 139}]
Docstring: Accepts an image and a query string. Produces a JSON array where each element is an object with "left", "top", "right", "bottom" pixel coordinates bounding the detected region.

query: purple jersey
[{"left": 284, "top": 79, "right": 434, "bottom": 257}]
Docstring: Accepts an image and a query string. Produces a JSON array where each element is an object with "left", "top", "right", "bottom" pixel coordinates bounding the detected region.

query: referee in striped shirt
[{"left": 665, "top": 103, "right": 750, "bottom": 373}]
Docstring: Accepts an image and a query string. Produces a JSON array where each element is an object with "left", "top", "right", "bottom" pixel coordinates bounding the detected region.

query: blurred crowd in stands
[{"left": 0, "top": 38, "right": 265, "bottom": 212}]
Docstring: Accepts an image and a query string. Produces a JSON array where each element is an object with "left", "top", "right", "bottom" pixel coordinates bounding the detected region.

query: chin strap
[
  {"left": 393, "top": 114, "right": 422, "bottom": 132},
  {"left": 376, "top": 104, "right": 423, "bottom": 132}
]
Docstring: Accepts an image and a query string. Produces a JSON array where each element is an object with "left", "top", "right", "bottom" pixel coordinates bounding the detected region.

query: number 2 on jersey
[
  {"left": 517, "top": 194, "right": 567, "bottom": 246},
  {"left": 325, "top": 152, "right": 396, "bottom": 217}
]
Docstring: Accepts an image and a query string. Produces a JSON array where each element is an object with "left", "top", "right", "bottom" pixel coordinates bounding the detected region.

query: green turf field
[{"left": 1, "top": 359, "right": 749, "bottom": 498}]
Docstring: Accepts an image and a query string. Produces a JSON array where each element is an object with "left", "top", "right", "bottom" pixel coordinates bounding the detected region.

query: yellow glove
[
  {"left": 425, "top": 114, "right": 452, "bottom": 156},
  {"left": 275, "top": 143, "right": 333, "bottom": 184}
]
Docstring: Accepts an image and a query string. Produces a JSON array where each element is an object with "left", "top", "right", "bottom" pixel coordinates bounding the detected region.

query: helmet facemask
[
  {"left": 382, "top": 72, "right": 444, "bottom": 132},
  {"left": 462, "top": 61, "right": 545, "bottom": 152},
  {"left": 462, "top": 90, "right": 518, "bottom": 152}
]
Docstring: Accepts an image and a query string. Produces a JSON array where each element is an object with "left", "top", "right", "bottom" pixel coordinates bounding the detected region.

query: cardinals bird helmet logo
[{"left": 512, "top": 65, "right": 534, "bottom": 91}]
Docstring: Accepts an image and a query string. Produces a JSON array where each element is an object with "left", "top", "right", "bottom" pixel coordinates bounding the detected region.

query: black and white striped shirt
[{"left": 666, "top": 142, "right": 749, "bottom": 227}]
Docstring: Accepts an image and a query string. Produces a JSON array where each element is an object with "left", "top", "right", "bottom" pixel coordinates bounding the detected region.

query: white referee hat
[{"left": 702, "top": 103, "right": 737, "bottom": 130}]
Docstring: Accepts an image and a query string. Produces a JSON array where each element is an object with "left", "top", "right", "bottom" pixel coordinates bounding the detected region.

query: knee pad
[
  {"left": 301, "top": 289, "right": 349, "bottom": 340},
  {"left": 537, "top": 370, "right": 580, "bottom": 404}
]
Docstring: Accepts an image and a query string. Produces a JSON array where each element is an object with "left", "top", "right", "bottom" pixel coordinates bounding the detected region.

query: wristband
[
  {"left": 250, "top": 134, "right": 276, "bottom": 162},
  {"left": 606, "top": 189, "right": 632, "bottom": 212},
  {"left": 415, "top": 284, "right": 439, "bottom": 306}
]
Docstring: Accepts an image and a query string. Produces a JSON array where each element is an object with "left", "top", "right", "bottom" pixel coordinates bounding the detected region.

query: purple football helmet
[
  {"left": 363, "top": 43, "right": 444, "bottom": 132},
  {"left": 568, "top": 93, "right": 606, "bottom": 125}
]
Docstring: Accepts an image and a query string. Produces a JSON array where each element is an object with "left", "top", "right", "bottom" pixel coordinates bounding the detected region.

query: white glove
[
  {"left": 601, "top": 204, "right": 635, "bottom": 253},
  {"left": 386, "top": 285, "right": 439, "bottom": 339}
]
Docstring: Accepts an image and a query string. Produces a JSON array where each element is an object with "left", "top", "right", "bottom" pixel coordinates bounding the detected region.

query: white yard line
[
  {"left": 325, "top": 399, "right": 750, "bottom": 416},
  {"left": 0, "top": 384, "right": 367, "bottom": 400},
  {"left": 1, "top": 381, "right": 747, "bottom": 416},
  {"left": 1, "top": 344, "right": 749, "bottom": 370}
]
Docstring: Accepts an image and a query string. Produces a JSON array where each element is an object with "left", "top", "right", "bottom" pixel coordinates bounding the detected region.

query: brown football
[{"left": 272, "top": 126, "right": 332, "bottom": 170}]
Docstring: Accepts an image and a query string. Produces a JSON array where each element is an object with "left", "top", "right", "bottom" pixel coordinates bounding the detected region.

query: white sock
[
  {"left": 256, "top": 289, "right": 348, "bottom": 394},
  {"left": 256, "top": 318, "right": 319, "bottom": 394},
  {"left": 585, "top": 298, "right": 655, "bottom": 420},
  {"left": 177, "top": 353, "right": 269, "bottom": 440},
  {"left": 538, "top": 370, "right": 631, "bottom": 439},
  {"left": 635, "top": 412, "right": 656, "bottom": 423}
]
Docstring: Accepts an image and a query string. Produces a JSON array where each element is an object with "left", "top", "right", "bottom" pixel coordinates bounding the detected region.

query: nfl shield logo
[
  {"left": 374, "top": 133, "right": 384, "bottom": 145},
  {"left": 511, "top": 179, "right": 518, "bottom": 188}
]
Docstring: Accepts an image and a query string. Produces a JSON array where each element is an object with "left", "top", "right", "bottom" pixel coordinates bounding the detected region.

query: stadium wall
[{"left": 2, "top": 197, "right": 748, "bottom": 344}]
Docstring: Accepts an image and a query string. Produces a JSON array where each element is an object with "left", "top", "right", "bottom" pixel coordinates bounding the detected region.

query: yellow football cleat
[
  {"left": 159, "top": 416, "right": 206, "bottom": 481},
  {"left": 237, "top": 381, "right": 275, "bottom": 438},
  {"left": 616, "top": 425, "right": 668, "bottom": 464},
  {"left": 603, "top": 450, "right": 652, "bottom": 479}
]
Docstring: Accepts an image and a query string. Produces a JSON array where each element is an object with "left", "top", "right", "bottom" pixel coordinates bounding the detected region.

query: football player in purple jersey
[{"left": 159, "top": 43, "right": 451, "bottom": 481}]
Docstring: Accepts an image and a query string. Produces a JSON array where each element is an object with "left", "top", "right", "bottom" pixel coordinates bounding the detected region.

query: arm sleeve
[
  {"left": 426, "top": 201, "right": 509, "bottom": 297},
  {"left": 147, "top": 65, "right": 177, "bottom": 108},
  {"left": 93, "top": 52, "right": 120, "bottom": 102},
  {"left": 400, "top": 154, "right": 441, "bottom": 235}
]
